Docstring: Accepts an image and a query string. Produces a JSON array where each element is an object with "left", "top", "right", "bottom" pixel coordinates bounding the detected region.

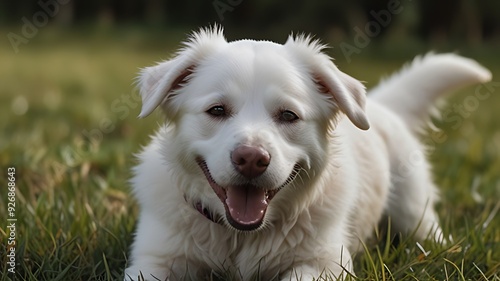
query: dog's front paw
[
  {"left": 280, "top": 252, "right": 354, "bottom": 281},
  {"left": 124, "top": 267, "right": 169, "bottom": 281},
  {"left": 280, "top": 265, "right": 352, "bottom": 281}
]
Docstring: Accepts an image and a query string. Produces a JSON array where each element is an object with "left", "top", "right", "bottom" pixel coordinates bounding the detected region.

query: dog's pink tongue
[{"left": 226, "top": 185, "right": 267, "bottom": 226}]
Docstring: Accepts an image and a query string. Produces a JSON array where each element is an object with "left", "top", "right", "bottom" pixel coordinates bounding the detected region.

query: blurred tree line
[{"left": 2, "top": 0, "right": 499, "bottom": 44}]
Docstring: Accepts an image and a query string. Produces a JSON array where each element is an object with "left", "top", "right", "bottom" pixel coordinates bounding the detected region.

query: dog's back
[{"left": 349, "top": 54, "right": 492, "bottom": 247}]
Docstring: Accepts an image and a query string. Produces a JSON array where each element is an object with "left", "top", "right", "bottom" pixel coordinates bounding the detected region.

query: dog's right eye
[
  {"left": 278, "top": 110, "right": 299, "bottom": 123},
  {"left": 206, "top": 105, "right": 227, "bottom": 117}
]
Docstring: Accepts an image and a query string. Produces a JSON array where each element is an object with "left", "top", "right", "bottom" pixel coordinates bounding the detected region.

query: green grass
[{"left": 0, "top": 27, "right": 499, "bottom": 280}]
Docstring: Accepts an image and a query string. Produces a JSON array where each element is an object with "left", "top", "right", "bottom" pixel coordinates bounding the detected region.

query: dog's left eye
[
  {"left": 279, "top": 110, "right": 299, "bottom": 123},
  {"left": 206, "top": 105, "right": 227, "bottom": 117}
]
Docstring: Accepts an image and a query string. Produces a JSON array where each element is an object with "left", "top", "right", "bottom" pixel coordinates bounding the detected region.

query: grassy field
[{"left": 0, "top": 27, "right": 499, "bottom": 280}]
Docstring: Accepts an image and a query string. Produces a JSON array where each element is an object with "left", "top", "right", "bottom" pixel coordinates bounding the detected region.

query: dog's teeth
[
  {"left": 266, "top": 190, "right": 277, "bottom": 200},
  {"left": 265, "top": 191, "right": 269, "bottom": 199}
]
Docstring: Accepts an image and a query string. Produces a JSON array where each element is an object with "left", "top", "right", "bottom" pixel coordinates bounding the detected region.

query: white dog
[{"left": 124, "top": 27, "right": 491, "bottom": 281}]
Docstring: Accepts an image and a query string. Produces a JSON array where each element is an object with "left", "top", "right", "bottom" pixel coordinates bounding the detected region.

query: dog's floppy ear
[
  {"left": 313, "top": 62, "right": 370, "bottom": 130},
  {"left": 137, "top": 26, "right": 227, "bottom": 118},
  {"left": 285, "top": 35, "right": 370, "bottom": 130},
  {"left": 137, "top": 59, "right": 194, "bottom": 118}
]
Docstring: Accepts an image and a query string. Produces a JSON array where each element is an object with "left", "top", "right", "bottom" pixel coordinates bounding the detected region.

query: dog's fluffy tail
[{"left": 369, "top": 53, "right": 492, "bottom": 132}]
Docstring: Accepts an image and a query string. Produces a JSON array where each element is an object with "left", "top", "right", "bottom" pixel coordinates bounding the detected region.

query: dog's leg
[
  {"left": 124, "top": 212, "right": 177, "bottom": 281},
  {"left": 280, "top": 246, "right": 353, "bottom": 281},
  {"left": 281, "top": 264, "right": 352, "bottom": 281},
  {"left": 386, "top": 143, "right": 445, "bottom": 243}
]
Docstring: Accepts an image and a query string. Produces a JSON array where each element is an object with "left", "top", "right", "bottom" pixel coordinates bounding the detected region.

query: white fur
[{"left": 124, "top": 27, "right": 491, "bottom": 281}]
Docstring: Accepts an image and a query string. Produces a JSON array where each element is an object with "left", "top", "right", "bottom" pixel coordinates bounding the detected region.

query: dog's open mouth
[{"left": 197, "top": 158, "right": 299, "bottom": 231}]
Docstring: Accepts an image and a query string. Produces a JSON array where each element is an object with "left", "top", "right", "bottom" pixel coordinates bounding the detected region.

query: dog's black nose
[{"left": 232, "top": 145, "right": 270, "bottom": 179}]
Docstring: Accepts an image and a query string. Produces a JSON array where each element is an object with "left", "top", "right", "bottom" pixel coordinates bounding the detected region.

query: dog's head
[{"left": 137, "top": 26, "right": 369, "bottom": 231}]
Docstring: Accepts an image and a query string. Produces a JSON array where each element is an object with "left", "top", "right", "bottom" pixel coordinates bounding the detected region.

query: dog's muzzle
[{"left": 196, "top": 154, "right": 301, "bottom": 231}]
